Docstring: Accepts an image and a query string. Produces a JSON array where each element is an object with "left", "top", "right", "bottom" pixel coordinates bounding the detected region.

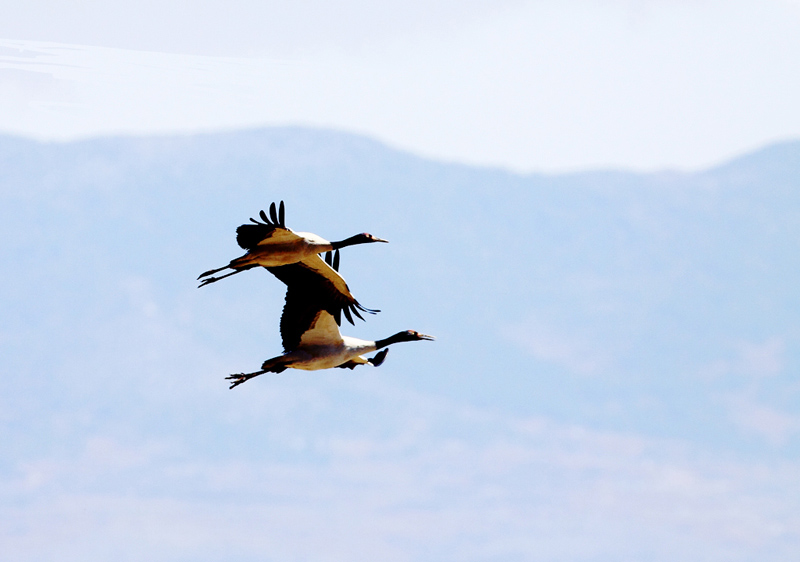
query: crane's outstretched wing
[
  {"left": 268, "top": 250, "right": 378, "bottom": 349},
  {"left": 275, "top": 281, "right": 344, "bottom": 352}
]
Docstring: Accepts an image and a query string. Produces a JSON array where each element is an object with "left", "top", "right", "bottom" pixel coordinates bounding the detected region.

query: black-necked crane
[
  {"left": 226, "top": 250, "right": 434, "bottom": 389},
  {"left": 198, "top": 201, "right": 387, "bottom": 287}
]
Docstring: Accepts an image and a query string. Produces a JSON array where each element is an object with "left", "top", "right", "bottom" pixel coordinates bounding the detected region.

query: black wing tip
[
  {"left": 238, "top": 201, "right": 286, "bottom": 248},
  {"left": 250, "top": 201, "right": 286, "bottom": 227},
  {"left": 343, "top": 306, "right": 354, "bottom": 325},
  {"left": 355, "top": 301, "right": 380, "bottom": 316}
]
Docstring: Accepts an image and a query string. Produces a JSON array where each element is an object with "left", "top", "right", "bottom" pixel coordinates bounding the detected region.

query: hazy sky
[
  {"left": 4, "top": 4, "right": 800, "bottom": 559},
  {"left": 2, "top": 0, "right": 800, "bottom": 171}
]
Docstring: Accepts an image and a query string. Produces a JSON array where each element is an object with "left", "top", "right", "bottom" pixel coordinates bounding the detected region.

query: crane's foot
[{"left": 226, "top": 370, "right": 266, "bottom": 389}]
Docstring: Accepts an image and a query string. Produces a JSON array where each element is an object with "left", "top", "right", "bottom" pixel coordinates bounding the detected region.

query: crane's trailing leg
[
  {"left": 198, "top": 269, "right": 242, "bottom": 287},
  {"left": 198, "top": 264, "right": 259, "bottom": 287},
  {"left": 198, "top": 265, "right": 230, "bottom": 279},
  {"left": 226, "top": 370, "right": 268, "bottom": 389},
  {"left": 227, "top": 356, "right": 291, "bottom": 388}
]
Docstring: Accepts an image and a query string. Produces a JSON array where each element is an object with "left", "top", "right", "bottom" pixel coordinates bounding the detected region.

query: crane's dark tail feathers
[{"left": 260, "top": 356, "right": 290, "bottom": 372}]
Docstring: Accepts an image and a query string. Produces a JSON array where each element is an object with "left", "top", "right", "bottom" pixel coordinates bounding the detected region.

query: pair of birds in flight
[{"left": 198, "top": 201, "right": 434, "bottom": 389}]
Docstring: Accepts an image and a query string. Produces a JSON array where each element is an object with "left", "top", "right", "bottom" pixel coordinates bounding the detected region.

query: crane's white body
[
  {"left": 235, "top": 230, "right": 334, "bottom": 268},
  {"left": 198, "top": 207, "right": 386, "bottom": 305},
  {"left": 201, "top": 228, "right": 357, "bottom": 304},
  {"left": 261, "top": 311, "right": 377, "bottom": 371}
]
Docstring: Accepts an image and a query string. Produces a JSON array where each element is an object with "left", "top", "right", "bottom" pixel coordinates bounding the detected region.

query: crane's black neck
[
  {"left": 375, "top": 332, "right": 414, "bottom": 349},
  {"left": 331, "top": 234, "right": 370, "bottom": 250}
]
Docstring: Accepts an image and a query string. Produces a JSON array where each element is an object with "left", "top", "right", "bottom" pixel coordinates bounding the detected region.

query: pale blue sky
[
  {"left": 2, "top": 3, "right": 800, "bottom": 559},
  {"left": 2, "top": 0, "right": 800, "bottom": 171}
]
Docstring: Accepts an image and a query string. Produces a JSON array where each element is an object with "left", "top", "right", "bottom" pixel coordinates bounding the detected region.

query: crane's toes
[
  {"left": 226, "top": 373, "right": 249, "bottom": 389},
  {"left": 226, "top": 369, "right": 270, "bottom": 389}
]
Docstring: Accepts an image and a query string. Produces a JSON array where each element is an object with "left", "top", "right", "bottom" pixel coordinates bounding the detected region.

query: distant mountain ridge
[
  {"left": 2, "top": 126, "right": 799, "bottom": 178},
  {"left": 1, "top": 126, "right": 798, "bottom": 441}
]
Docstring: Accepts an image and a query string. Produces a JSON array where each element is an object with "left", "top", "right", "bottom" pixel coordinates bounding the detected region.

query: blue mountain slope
[
  {"left": 1, "top": 129, "right": 799, "bottom": 447},
  {"left": 2, "top": 128, "right": 800, "bottom": 561}
]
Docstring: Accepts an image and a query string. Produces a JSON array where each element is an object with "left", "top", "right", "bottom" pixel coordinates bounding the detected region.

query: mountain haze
[{"left": 2, "top": 128, "right": 799, "bottom": 561}]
